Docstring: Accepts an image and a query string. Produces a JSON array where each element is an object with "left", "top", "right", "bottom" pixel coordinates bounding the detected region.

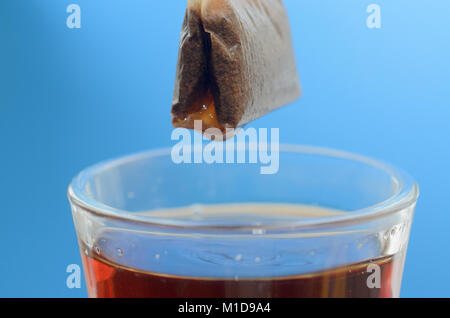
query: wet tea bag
[{"left": 171, "top": 0, "right": 301, "bottom": 137}]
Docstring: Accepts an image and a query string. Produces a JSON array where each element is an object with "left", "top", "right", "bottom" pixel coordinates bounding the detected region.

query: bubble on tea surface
[
  {"left": 390, "top": 225, "right": 400, "bottom": 237},
  {"left": 188, "top": 204, "right": 205, "bottom": 221},
  {"left": 252, "top": 228, "right": 266, "bottom": 235},
  {"left": 192, "top": 204, "right": 203, "bottom": 215},
  {"left": 116, "top": 248, "right": 123, "bottom": 257}
]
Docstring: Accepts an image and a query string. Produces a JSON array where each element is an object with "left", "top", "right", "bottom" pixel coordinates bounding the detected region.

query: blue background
[{"left": 0, "top": 0, "right": 448, "bottom": 297}]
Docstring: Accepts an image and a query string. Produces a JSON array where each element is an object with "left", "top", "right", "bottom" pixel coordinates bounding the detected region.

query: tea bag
[{"left": 172, "top": 0, "right": 301, "bottom": 136}]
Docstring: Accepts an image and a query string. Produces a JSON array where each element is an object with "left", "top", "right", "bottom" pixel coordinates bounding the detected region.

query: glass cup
[{"left": 68, "top": 145, "right": 418, "bottom": 298}]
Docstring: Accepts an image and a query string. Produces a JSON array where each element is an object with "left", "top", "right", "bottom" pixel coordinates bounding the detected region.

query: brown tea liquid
[{"left": 79, "top": 204, "right": 399, "bottom": 298}]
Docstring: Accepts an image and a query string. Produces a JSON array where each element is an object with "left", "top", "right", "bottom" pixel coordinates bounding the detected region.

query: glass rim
[{"left": 68, "top": 145, "right": 419, "bottom": 232}]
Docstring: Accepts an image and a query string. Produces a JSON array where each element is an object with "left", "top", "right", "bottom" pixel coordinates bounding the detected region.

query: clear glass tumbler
[{"left": 68, "top": 145, "right": 418, "bottom": 298}]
